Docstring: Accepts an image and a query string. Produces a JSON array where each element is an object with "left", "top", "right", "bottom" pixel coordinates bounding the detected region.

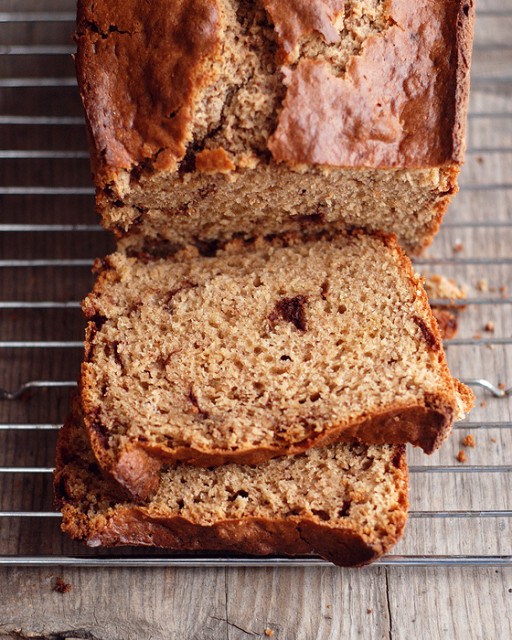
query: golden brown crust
[
  {"left": 55, "top": 418, "right": 408, "bottom": 568},
  {"left": 195, "top": 148, "right": 236, "bottom": 174},
  {"left": 84, "top": 510, "right": 384, "bottom": 567},
  {"left": 432, "top": 308, "right": 459, "bottom": 340},
  {"left": 81, "top": 397, "right": 448, "bottom": 501},
  {"left": 451, "top": 1, "right": 475, "bottom": 164},
  {"left": 269, "top": 0, "right": 475, "bottom": 168},
  {"left": 75, "top": 0, "right": 220, "bottom": 185},
  {"left": 453, "top": 378, "right": 475, "bottom": 413},
  {"left": 390, "top": 228, "right": 474, "bottom": 414},
  {"left": 395, "top": 163, "right": 459, "bottom": 255},
  {"left": 59, "top": 504, "right": 390, "bottom": 567},
  {"left": 76, "top": 0, "right": 474, "bottom": 183},
  {"left": 262, "top": 0, "right": 344, "bottom": 60}
]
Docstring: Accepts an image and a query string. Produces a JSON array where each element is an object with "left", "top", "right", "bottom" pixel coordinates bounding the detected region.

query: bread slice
[
  {"left": 80, "top": 232, "right": 473, "bottom": 499},
  {"left": 54, "top": 413, "right": 409, "bottom": 567},
  {"left": 75, "top": 0, "right": 474, "bottom": 256}
]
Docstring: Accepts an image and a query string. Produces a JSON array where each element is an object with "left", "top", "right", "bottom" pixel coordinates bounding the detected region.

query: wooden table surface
[{"left": 1, "top": 1, "right": 511, "bottom": 638}]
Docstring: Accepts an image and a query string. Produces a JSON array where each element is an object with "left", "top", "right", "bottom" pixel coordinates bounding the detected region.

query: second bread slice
[{"left": 81, "top": 232, "right": 472, "bottom": 499}]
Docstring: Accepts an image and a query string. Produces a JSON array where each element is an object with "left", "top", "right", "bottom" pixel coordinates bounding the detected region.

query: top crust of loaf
[
  {"left": 262, "top": 0, "right": 346, "bottom": 57},
  {"left": 268, "top": 0, "right": 474, "bottom": 168},
  {"left": 75, "top": 0, "right": 475, "bottom": 186},
  {"left": 75, "top": 0, "right": 220, "bottom": 182}
]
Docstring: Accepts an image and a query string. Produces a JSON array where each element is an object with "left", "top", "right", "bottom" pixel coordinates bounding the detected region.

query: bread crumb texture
[
  {"left": 52, "top": 577, "right": 72, "bottom": 594},
  {"left": 457, "top": 450, "right": 467, "bottom": 463},
  {"left": 423, "top": 274, "right": 468, "bottom": 304},
  {"left": 81, "top": 233, "right": 471, "bottom": 472},
  {"left": 424, "top": 273, "right": 468, "bottom": 340}
]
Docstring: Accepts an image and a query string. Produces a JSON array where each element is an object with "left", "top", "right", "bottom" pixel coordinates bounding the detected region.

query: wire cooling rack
[{"left": 0, "top": 1, "right": 511, "bottom": 567}]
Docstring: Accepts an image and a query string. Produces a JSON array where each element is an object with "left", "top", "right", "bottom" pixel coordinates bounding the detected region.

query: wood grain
[
  {"left": 0, "top": 2, "right": 511, "bottom": 639},
  {"left": 0, "top": 567, "right": 229, "bottom": 640},
  {"left": 386, "top": 568, "right": 512, "bottom": 640},
  {"left": 0, "top": 567, "right": 511, "bottom": 640}
]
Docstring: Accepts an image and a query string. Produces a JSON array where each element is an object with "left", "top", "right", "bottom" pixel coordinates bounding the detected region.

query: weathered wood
[
  {"left": 0, "top": 567, "right": 511, "bottom": 640},
  {"left": 0, "top": 567, "right": 229, "bottom": 640},
  {"left": 225, "top": 566, "right": 390, "bottom": 640},
  {"left": 386, "top": 568, "right": 512, "bottom": 640}
]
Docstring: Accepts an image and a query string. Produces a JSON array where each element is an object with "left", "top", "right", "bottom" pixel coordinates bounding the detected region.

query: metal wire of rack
[{"left": 0, "top": 1, "right": 511, "bottom": 567}]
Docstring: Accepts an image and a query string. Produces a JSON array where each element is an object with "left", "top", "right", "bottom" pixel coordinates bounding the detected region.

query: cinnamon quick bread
[
  {"left": 81, "top": 232, "right": 473, "bottom": 499},
  {"left": 55, "top": 413, "right": 409, "bottom": 567},
  {"left": 75, "top": 0, "right": 474, "bottom": 256}
]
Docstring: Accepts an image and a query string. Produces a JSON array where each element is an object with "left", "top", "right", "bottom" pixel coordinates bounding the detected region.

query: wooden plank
[
  {"left": 0, "top": 0, "right": 74, "bottom": 11},
  {"left": 225, "top": 567, "right": 389, "bottom": 640},
  {"left": 386, "top": 568, "right": 512, "bottom": 640},
  {"left": 478, "top": 0, "right": 512, "bottom": 11},
  {"left": 0, "top": 123, "right": 89, "bottom": 151},
  {"left": 0, "top": 566, "right": 390, "bottom": 640},
  {"left": 0, "top": 567, "right": 229, "bottom": 640},
  {"left": 1, "top": 567, "right": 510, "bottom": 640},
  {"left": 473, "top": 17, "right": 512, "bottom": 49}
]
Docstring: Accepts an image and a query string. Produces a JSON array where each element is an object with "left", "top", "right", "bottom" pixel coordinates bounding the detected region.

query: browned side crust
[
  {"left": 401, "top": 164, "right": 460, "bottom": 255},
  {"left": 55, "top": 418, "right": 409, "bottom": 568},
  {"left": 62, "top": 506, "right": 386, "bottom": 567},
  {"left": 75, "top": 0, "right": 220, "bottom": 184},
  {"left": 79, "top": 232, "right": 473, "bottom": 500},
  {"left": 451, "top": 0, "right": 475, "bottom": 163},
  {"left": 432, "top": 309, "right": 459, "bottom": 340}
]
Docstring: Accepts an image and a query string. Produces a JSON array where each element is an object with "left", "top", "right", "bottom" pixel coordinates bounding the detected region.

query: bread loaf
[{"left": 75, "top": 0, "right": 474, "bottom": 255}]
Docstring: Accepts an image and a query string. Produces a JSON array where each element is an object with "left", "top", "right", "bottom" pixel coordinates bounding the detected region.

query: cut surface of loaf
[
  {"left": 81, "top": 232, "right": 473, "bottom": 499},
  {"left": 75, "top": 0, "right": 474, "bottom": 255},
  {"left": 55, "top": 413, "right": 409, "bottom": 567}
]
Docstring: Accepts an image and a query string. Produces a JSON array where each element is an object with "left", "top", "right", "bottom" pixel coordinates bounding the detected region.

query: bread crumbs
[
  {"left": 264, "top": 628, "right": 275, "bottom": 637},
  {"left": 452, "top": 241, "right": 464, "bottom": 253},
  {"left": 457, "top": 450, "right": 467, "bottom": 463},
  {"left": 462, "top": 434, "right": 476, "bottom": 448},
  {"left": 476, "top": 278, "right": 488, "bottom": 292},
  {"left": 52, "top": 576, "right": 72, "bottom": 593},
  {"left": 483, "top": 322, "right": 495, "bottom": 332}
]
